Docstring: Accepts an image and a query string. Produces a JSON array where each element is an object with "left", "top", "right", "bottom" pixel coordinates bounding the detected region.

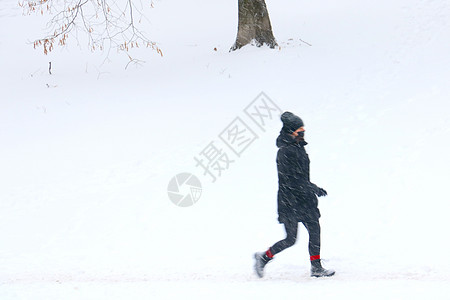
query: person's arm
[
  {"left": 279, "top": 146, "right": 327, "bottom": 197},
  {"left": 309, "top": 182, "right": 327, "bottom": 197}
]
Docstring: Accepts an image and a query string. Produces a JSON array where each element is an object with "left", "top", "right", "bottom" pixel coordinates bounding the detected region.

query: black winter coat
[{"left": 276, "top": 131, "right": 321, "bottom": 223}]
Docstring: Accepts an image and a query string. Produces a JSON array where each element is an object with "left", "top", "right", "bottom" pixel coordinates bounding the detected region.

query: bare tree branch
[{"left": 19, "top": 0, "right": 163, "bottom": 57}]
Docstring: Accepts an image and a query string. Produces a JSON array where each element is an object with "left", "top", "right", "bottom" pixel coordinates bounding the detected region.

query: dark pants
[{"left": 270, "top": 218, "right": 321, "bottom": 257}]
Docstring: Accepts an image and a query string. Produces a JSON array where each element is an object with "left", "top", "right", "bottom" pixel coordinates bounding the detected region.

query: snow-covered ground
[{"left": 1, "top": 0, "right": 450, "bottom": 299}]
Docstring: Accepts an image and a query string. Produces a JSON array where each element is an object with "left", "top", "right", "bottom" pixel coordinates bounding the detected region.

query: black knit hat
[{"left": 281, "top": 111, "right": 304, "bottom": 133}]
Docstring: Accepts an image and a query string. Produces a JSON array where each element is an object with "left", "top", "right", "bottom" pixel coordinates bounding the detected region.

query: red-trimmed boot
[
  {"left": 310, "top": 257, "right": 335, "bottom": 277},
  {"left": 254, "top": 250, "right": 273, "bottom": 278}
]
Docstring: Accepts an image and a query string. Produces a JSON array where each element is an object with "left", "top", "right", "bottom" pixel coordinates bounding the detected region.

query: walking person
[{"left": 254, "top": 111, "right": 335, "bottom": 278}]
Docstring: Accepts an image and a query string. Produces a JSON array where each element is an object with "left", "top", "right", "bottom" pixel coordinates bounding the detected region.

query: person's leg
[
  {"left": 254, "top": 219, "right": 298, "bottom": 277},
  {"left": 303, "top": 220, "right": 335, "bottom": 277},
  {"left": 303, "top": 220, "right": 321, "bottom": 260},
  {"left": 267, "top": 218, "right": 298, "bottom": 257}
]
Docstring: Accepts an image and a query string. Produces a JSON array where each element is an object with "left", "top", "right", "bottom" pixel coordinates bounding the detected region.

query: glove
[{"left": 315, "top": 187, "right": 327, "bottom": 197}]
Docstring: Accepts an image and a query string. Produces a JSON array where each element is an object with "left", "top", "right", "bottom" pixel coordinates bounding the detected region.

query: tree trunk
[{"left": 231, "top": 0, "right": 277, "bottom": 51}]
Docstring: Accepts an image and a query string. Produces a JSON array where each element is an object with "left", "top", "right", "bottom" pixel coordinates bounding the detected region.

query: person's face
[{"left": 292, "top": 127, "right": 305, "bottom": 137}]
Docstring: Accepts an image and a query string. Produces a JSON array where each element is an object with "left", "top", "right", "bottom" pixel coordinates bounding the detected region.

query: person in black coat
[{"left": 254, "top": 111, "right": 335, "bottom": 278}]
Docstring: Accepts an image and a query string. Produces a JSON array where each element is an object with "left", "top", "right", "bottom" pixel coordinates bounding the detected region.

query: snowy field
[{"left": 1, "top": 0, "right": 450, "bottom": 299}]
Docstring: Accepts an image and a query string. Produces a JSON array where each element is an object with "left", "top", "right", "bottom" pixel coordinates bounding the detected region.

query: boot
[
  {"left": 254, "top": 252, "right": 272, "bottom": 278},
  {"left": 310, "top": 259, "right": 335, "bottom": 277}
]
